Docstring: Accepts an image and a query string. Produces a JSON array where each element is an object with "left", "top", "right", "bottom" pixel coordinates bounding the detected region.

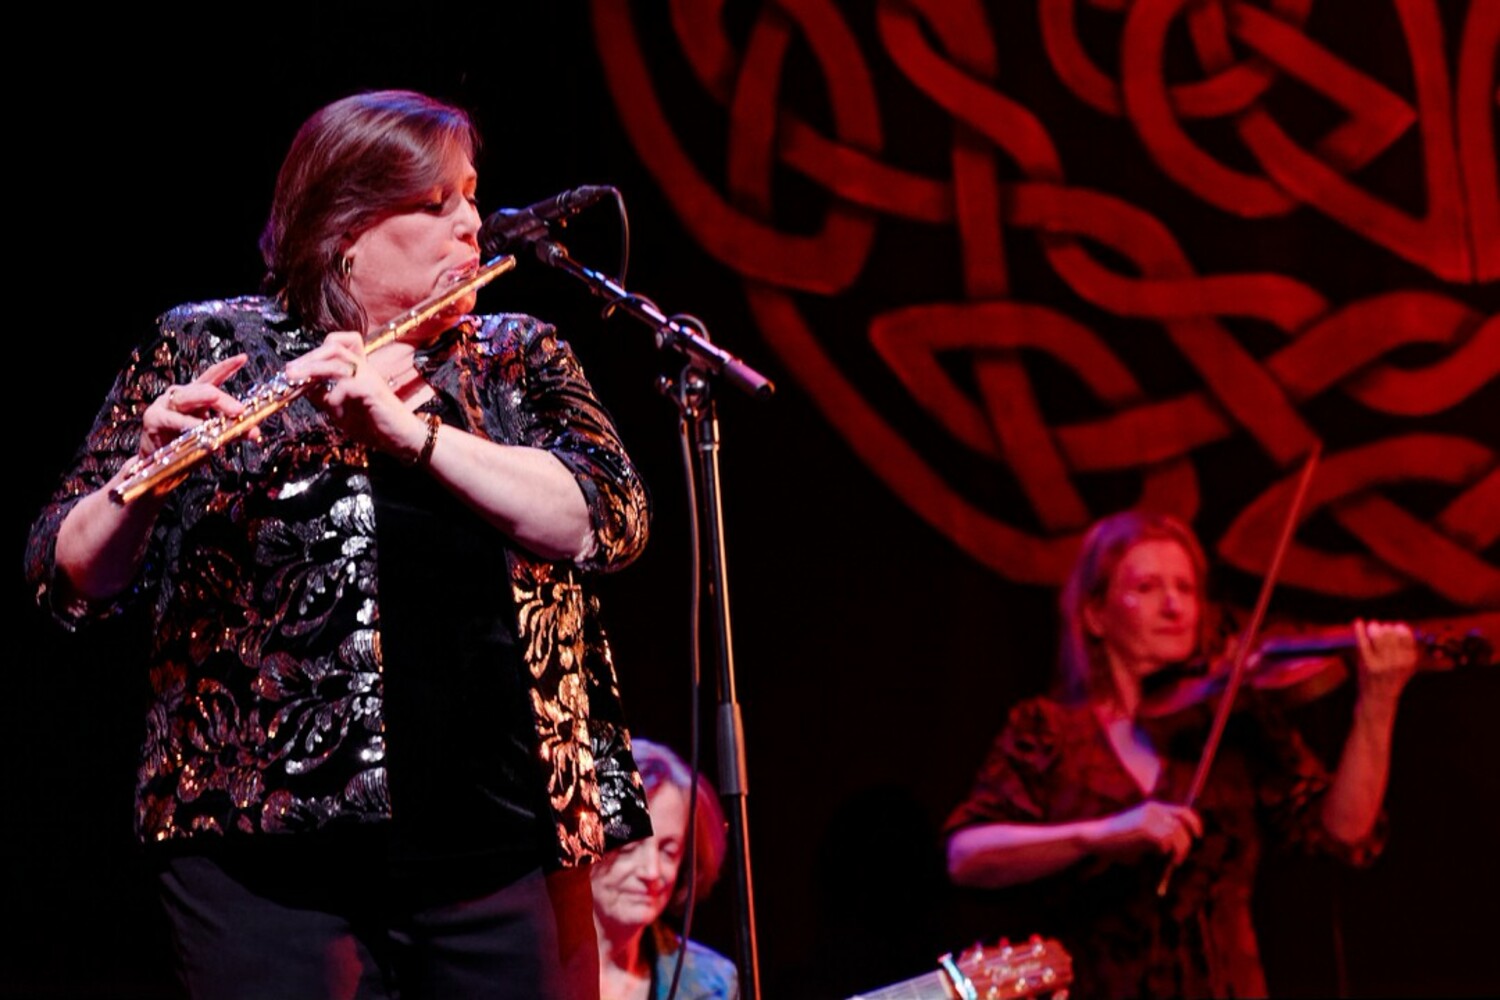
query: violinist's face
[
  {"left": 1086, "top": 539, "right": 1200, "bottom": 678},
  {"left": 344, "top": 146, "right": 482, "bottom": 333}
]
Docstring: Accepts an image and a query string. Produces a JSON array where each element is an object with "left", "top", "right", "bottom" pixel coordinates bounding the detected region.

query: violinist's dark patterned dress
[
  {"left": 945, "top": 697, "right": 1383, "bottom": 998},
  {"left": 26, "top": 297, "right": 652, "bottom": 876}
]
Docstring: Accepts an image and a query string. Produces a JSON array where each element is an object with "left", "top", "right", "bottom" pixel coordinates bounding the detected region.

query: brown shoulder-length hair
[
  {"left": 1055, "top": 511, "right": 1209, "bottom": 705},
  {"left": 259, "top": 89, "right": 479, "bottom": 333},
  {"left": 631, "top": 738, "right": 728, "bottom": 916}
]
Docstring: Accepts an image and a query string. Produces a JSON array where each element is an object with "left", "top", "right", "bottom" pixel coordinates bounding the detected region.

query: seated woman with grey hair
[{"left": 593, "top": 738, "right": 739, "bottom": 1000}]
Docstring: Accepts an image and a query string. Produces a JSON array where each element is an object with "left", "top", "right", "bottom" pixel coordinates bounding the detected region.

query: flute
[{"left": 109, "top": 253, "right": 516, "bottom": 506}]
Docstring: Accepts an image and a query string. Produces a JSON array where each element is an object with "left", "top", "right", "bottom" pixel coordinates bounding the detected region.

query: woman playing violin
[
  {"left": 944, "top": 511, "right": 1418, "bottom": 998},
  {"left": 25, "top": 90, "right": 652, "bottom": 999}
]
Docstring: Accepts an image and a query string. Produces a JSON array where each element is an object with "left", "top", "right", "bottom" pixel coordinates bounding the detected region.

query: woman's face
[
  {"left": 591, "top": 782, "right": 688, "bottom": 938},
  {"left": 344, "top": 146, "right": 482, "bottom": 332},
  {"left": 1085, "top": 538, "right": 1200, "bottom": 678}
]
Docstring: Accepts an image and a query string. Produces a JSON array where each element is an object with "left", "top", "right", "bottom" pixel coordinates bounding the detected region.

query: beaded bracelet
[{"left": 410, "top": 412, "right": 441, "bottom": 468}]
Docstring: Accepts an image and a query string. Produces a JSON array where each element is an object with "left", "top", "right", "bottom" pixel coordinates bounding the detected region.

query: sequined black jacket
[{"left": 25, "top": 297, "right": 653, "bottom": 866}]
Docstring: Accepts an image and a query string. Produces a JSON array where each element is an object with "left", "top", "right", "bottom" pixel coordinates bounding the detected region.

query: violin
[
  {"left": 1140, "top": 623, "right": 1494, "bottom": 726},
  {"left": 1148, "top": 444, "right": 1486, "bottom": 898}
]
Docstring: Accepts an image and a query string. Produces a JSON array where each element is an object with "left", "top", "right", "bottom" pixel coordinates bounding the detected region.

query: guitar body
[{"left": 846, "top": 935, "right": 1072, "bottom": 1000}]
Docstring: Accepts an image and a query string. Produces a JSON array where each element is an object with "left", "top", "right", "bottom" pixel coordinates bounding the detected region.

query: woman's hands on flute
[
  {"left": 285, "top": 332, "right": 430, "bottom": 462},
  {"left": 56, "top": 355, "right": 254, "bottom": 601},
  {"left": 139, "top": 355, "right": 250, "bottom": 457},
  {"left": 286, "top": 331, "right": 595, "bottom": 561}
]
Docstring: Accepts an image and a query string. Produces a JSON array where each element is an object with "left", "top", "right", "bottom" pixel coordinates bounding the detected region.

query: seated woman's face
[
  {"left": 591, "top": 782, "right": 689, "bottom": 935},
  {"left": 344, "top": 147, "right": 483, "bottom": 330}
]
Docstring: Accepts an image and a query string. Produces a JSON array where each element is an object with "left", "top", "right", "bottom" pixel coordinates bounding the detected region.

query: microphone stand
[{"left": 528, "top": 237, "right": 773, "bottom": 1000}]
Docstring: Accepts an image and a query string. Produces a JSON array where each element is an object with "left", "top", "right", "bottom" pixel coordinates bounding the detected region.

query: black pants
[{"left": 155, "top": 847, "right": 598, "bottom": 999}]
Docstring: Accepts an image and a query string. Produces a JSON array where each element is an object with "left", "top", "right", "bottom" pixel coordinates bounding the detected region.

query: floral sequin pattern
[
  {"left": 138, "top": 438, "right": 390, "bottom": 839},
  {"left": 434, "top": 315, "right": 654, "bottom": 862},
  {"left": 27, "top": 299, "right": 653, "bottom": 863}
]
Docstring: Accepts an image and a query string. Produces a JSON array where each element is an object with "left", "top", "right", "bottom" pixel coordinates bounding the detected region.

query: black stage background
[{"left": 9, "top": 4, "right": 1497, "bottom": 997}]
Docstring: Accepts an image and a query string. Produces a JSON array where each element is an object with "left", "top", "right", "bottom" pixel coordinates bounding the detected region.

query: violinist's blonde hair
[{"left": 1056, "top": 511, "right": 1208, "bottom": 705}]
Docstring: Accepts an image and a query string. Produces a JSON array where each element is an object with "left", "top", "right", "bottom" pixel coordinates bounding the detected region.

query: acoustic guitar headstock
[
  {"left": 946, "top": 935, "right": 1073, "bottom": 999},
  {"left": 848, "top": 934, "right": 1072, "bottom": 999}
]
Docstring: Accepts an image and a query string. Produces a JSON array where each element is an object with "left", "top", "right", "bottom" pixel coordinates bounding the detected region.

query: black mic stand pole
[{"left": 528, "top": 238, "right": 772, "bottom": 1000}]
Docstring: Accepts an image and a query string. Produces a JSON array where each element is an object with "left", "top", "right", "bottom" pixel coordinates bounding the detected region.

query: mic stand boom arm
[
  {"left": 528, "top": 237, "right": 772, "bottom": 1000},
  {"left": 531, "top": 240, "right": 775, "bottom": 400}
]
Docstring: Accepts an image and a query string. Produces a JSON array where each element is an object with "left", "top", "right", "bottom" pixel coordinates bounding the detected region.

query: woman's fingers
[
  {"left": 155, "top": 355, "right": 251, "bottom": 418},
  {"left": 285, "top": 333, "right": 367, "bottom": 387},
  {"left": 285, "top": 333, "right": 419, "bottom": 454},
  {"left": 158, "top": 382, "right": 245, "bottom": 419},
  {"left": 1351, "top": 619, "right": 1419, "bottom": 712},
  {"left": 1143, "top": 802, "right": 1201, "bottom": 861},
  {"left": 1167, "top": 809, "right": 1200, "bottom": 864},
  {"left": 140, "top": 356, "right": 256, "bottom": 457},
  {"left": 1110, "top": 801, "right": 1204, "bottom": 864},
  {"left": 194, "top": 354, "right": 249, "bottom": 388}
]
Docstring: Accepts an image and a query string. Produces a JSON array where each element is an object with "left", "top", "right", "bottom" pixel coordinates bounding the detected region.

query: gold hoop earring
[{"left": 339, "top": 255, "right": 353, "bottom": 279}]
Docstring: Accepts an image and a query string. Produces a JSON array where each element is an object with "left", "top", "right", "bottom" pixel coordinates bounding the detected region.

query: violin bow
[{"left": 1157, "top": 442, "right": 1323, "bottom": 896}]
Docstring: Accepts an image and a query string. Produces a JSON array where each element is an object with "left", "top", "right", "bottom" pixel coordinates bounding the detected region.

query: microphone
[{"left": 480, "top": 185, "right": 613, "bottom": 256}]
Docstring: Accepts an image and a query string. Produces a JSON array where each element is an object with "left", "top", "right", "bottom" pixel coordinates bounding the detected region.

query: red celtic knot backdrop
[{"left": 593, "top": 0, "right": 1498, "bottom": 611}]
